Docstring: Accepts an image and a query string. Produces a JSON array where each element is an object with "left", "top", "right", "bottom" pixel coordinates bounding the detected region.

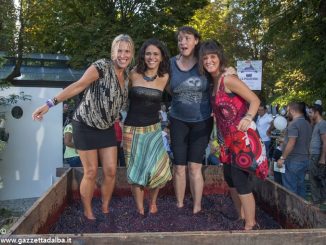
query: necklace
[{"left": 143, "top": 74, "right": 157, "bottom": 82}]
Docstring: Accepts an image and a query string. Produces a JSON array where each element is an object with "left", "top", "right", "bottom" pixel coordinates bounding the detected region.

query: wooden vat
[{"left": 3, "top": 166, "right": 326, "bottom": 245}]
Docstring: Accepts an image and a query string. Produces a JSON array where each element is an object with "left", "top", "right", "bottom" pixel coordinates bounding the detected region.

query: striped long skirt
[{"left": 123, "top": 123, "right": 172, "bottom": 189}]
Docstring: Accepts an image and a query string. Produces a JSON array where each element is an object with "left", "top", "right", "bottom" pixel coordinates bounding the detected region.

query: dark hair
[
  {"left": 198, "top": 40, "right": 227, "bottom": 75},
  {"left": 136, "top": 38, "right": 170, "bottom": 77},
  {"left": 311, "top": 104, "right": 323, "bottom": 115},
  {"left": 176, "top": 26, "right": 201, "bottom": 58},
  {"left": 65, "top": 109, "right": 75, "bottom": 125},
  {"left": 288, "top": 101, "right": 310, "bottom": 121},
  {"left": 259, "top": 103, "right": 267, "bottom": 110}
]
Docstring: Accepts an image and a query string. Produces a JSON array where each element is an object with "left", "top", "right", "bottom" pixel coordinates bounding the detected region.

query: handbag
[
  {"left": 225, "top": 122, "right": 269, "bottom": 179},
  {"left": 219, "top": 144, "right": 231, "bottom": 164}
]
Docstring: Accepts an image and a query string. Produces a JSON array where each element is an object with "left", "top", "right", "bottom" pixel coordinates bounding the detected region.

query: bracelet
[
  {"left": 242, "top": 117, "right": 252, "bottom": 122},
  {"left": 46, "top": 99, "right": 54, "bottom": 108},
  {"left": 52, "top": 97, "right": 59, "bottom": 105},
  {"left": 245, "top": 113, "right": 253, "bottom": 119},
  {"left": 280, "top": 156, "right": 286, "bottom": 160}
]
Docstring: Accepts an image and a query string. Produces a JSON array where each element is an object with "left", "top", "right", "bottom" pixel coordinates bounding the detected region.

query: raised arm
[{"left": 32, "top": 65, "right": 99, "bottom": 121}]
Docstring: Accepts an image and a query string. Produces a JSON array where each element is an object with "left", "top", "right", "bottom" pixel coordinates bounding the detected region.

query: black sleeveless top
[{"left": 124, "top": 86, "right": 162, "bottom": 127}]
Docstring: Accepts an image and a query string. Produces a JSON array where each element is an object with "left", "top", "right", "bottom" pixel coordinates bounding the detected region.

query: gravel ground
[{"left": 0, "top": 197, "right": 37, "bottom": 232}]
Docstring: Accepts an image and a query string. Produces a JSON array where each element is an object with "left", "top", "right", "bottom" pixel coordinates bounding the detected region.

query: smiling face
[
  {"left": 113, "top": 41, "right": 133, "bottom": 70},
  {"left": 202, "top": 53, "right": 220, "bottom": 75},
  {"left": 177, "top": 31, "right": 198, "bottom": 57},
  {"left": 144, "top": 44, "right": 162, "bottom": 70}
]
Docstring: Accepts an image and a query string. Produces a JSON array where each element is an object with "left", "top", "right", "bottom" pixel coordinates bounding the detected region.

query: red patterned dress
[{"left": 211, "top": 77, "right": 268, "bottom": 179}]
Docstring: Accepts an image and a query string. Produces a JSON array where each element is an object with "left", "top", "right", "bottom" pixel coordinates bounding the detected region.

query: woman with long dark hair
[
  {"left": 123, "top": 38, "right": 172, "bottom": 215},
  {"left": 199, "top": 40, "right": 268, "bottom": 230}
]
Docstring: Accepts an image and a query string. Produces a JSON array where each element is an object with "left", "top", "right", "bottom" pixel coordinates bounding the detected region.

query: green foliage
[
  {"left": 190, "top": 0, "right": 326, "bottom": 106},
  {"left": 1, "top": 0, "right": 325, "bottom": 106},
  {"left": 0, "top": 92, "right": 31, "bottom": 106},
  {"left": 22, "top": 0, "right": 209, "bottom": 66},
  {"left": 0, "top": 0, "right": 16, "bottom": 51}
]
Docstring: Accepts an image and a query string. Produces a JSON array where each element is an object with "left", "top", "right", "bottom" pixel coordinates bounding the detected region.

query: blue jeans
[
  {"left": 64, "top": 156, "right": 82, "bottom": 167},
  {"left": 208, "top": 154, "right": 220, "bottom": 165},
  {"left": 282, "top": 159, "right": 309, "bottom": 198},
  {"left": 263, "top": 140, "right": 271, "bottom": 159}
]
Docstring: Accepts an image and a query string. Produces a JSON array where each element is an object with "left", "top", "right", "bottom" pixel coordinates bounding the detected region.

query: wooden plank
[
  {"left": 252, "top": 177, "right": 326, "bottom": 228},
  {"left": 7, "top": 168, "right": 72, "bottom": 235},
  {"left": 6, "top": 229, "right": 326, "bottom": 245},
  {"left": 8, "top": 165, "right": 326, "bottom": 244}
]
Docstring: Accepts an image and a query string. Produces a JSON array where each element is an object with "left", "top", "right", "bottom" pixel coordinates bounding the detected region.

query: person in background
[
  {"left": 308, "top": 104, "right": 326, "bottom": 206},
  {"left": 123, "top": 38, "right": 172, "bottom": 215},
  {"left": 199, "top": 39, "right": 267, "bottom": 230},
  {"left": 207, "top": 138, "right": 220, "bottom": 166},
  {"left": 159, "top": 104, "right": 169, "bottom": 129},
  {"left": 32, "top": 34, "right": 134, "bottom": 220},
  {"left": 114, "top": 113, "right": 125, "bottom": 167},
  {"left": 62, "top": 102, "right": 70, "bottom": 126},
  {"left": 63, "top": 110, "right": 82, "bottom": 167},
  {"left": 62, "top": 102, "right": 70, "bottom": 157},
  {"left": 162, "top": 125, "right": 174, "bottom": 162},
  {"left": 277, "top": 102, "right": 312, "bottom": 198},
  {"left": 271, "top": 138, "right": 284, "bottom": 185},
  {"left": 256, "top": 104, "right": 274, "bottom": 158}
]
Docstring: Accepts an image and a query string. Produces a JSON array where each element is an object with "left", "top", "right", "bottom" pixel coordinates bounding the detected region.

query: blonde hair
[{"left": 111, "top": 34, "right": 134, "bottom": 60}]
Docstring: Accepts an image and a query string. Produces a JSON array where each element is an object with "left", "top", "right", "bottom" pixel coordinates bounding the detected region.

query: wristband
[
  {"left": 46, "top": 99, "right": 54, "bottom": 108},
  {"left": 280, "top": 156, "right": 286, "bottom": 160}
]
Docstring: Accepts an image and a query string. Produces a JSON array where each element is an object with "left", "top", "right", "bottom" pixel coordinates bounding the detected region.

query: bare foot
[
  {"left": 102, "top": 205, "right": 109, "bottom": 214},
  {"left": 83, "top": 212, "right": 96, "bottom": 220},
  {"left": 176, "top": 202, "right": 184, "bottom": 208},
  {"left": 244, "top": 222, "right": 258, "bottom": 230},
  {"left": 193, "top": 206, "right": 202, "bottom": 214},
  {"left": 149, "top": 204, "right": 158, "bottom": 214},
  {"left": 137, "top": 208, "right": 145, "bottom": 215},
  {"left": 101, "top": 201, "right": 109, "bottom": 214}
]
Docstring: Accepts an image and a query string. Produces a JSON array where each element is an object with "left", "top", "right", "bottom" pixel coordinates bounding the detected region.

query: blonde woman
[{"left": 32, "top": 34, "right": 134, "bottom": 220}]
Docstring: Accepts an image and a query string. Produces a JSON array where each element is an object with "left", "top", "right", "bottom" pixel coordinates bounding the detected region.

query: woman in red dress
[{"left": 199, "top": 40, "right": 268, "bottom": 230}]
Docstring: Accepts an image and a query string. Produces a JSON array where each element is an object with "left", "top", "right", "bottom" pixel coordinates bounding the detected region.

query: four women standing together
[{"left": 32, "top": 26, "right": 264, "bottom": 230}]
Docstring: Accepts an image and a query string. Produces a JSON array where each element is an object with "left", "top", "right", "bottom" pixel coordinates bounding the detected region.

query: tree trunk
[{"left": 6, "top": 0, "right": 24, "bottom": 81}]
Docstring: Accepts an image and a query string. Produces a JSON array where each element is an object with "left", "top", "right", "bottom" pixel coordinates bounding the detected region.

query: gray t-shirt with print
[{"left": 310, "top": 119, "right": 326, "bottom": 155}]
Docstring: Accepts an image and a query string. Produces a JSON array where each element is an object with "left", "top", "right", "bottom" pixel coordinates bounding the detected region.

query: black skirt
[{"left": 71, "top": 120, "right": 117, "bottom": 150}]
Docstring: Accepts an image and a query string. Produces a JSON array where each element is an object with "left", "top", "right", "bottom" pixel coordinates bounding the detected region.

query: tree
[
  {"left": 0, "top": 0, "right": 16, "bottom": 51},
  {"left": 21, "top": 0, "right": 209, "bottom": 66},
  {"left": 190, "top": 0, "right": 326, "bottom": 106}
]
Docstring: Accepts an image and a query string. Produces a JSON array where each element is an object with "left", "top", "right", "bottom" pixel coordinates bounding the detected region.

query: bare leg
[
  {"left": 188, "top": 162, "right": 204, "bottom": 214},
  {"left": 238, "top": 193, "right": 256, "bottom": 230},
  {"left": 78, "top": 149, "right": 98, "bottom": 220},
  {"left": 229, "top": 187, "right": 245, "bottom": 219},
  {"left": 99, "top": 146, "right": 117, "bottom": 214},
  {"left": 173, "top": 165, "right": 187, "bottom": 208},
  {"left": 131, "top": 185, "right": 145, "bottom": 215},
  {"left": 149, "top": 188, "right": 160, "bottom": 213}
]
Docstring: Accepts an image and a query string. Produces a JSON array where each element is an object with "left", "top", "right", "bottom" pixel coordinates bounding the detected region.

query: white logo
[{"left": 0, "top": 228, "right": 6, "bottom": 235}]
